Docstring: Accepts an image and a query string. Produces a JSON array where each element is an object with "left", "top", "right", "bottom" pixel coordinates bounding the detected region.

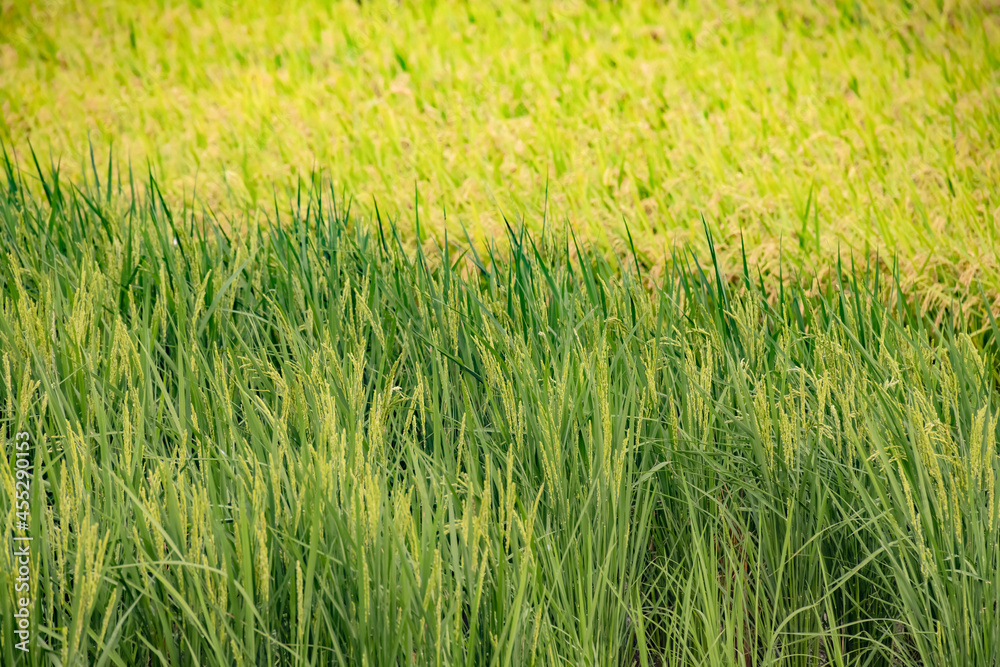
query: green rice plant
[{"left": 0, "top": 159, "right": 998, "bottom": 665}]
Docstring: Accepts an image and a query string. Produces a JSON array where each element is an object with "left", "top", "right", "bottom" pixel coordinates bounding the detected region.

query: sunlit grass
[
  {"left": 2, "top": 1, "right": 1000, "bottom": 663},
  {"left": 2, "top": 0, "right": 999, "bottom": 312}
]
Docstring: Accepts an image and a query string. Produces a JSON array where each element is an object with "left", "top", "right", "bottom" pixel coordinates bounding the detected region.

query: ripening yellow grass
[{"left": 1, "top": 0, "right": 999, "bottom": 311}]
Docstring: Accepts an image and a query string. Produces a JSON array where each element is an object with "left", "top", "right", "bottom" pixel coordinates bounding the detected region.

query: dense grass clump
[{"left": 0, "top": 164, "right": 998, "bottom": 666}]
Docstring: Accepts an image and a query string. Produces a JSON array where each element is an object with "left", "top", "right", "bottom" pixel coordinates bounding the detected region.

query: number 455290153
[{"left": 14, "top": 432, "right": 31, "bottom": 527}]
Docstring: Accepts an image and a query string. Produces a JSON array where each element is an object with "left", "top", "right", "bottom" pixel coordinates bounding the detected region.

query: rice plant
[
  {"left": 0, "top": 157, "right": 997, "bottom": 666},
  {"left": 2, "top": 0, "right": 999, "bottom": 312}
]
